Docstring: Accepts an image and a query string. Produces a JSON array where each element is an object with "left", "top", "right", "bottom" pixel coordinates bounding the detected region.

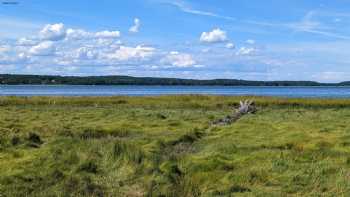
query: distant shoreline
[
  {"left": 0, "top": 84, "right": 348, "bottom": 87},
  {"left": 1, "top": 74, "right": 349, "bottom": 86}
]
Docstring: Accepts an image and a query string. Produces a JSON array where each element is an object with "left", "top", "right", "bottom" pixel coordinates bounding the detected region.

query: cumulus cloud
[
  {"left": 162, "top": 51, "right": 196, "bottom": 67},
  {"left": 236, "top": 47, "right": 257, "bottom": 56},
  {"left": 225, "top": 42, "right": 235, "bottom": 49},
  {"left": 129, "top": 18, "right": 141, "bottom": 33},
  {"left": 66, "top": 28, "right": 121, "bottom": 40},
  {"left": 200, "top": 28, "right": 227, "bottom": 43},
  {"left": 38, "top": 23, "right": 122, "bottom": 42},
  {"left": 29, "top": 41, "right": 56, "bottom": 56},
  {"left": 95, "top": 30, "right": 120, "bottom": 39},
  {"left": 104, "top": 45, "right": 155, "bottom": 61},
  {"left": 39, "top": 23, "right": 66, "bottom": 41},
  {"left": 0, "top": 22, "right": 209, "bottom": 76},
  {"left": 75, "top": 47, "right": 98, "bottom": 60},
  {"left": 66, "top": 28, "right": 93, "bottom": 40}
]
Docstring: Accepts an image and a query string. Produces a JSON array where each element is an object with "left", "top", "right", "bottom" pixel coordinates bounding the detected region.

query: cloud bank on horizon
[{"left": 0, "top": 0, "right": 350, "bottom": 82}]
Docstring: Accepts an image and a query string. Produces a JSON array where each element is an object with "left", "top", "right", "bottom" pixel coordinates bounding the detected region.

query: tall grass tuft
[{"left": 113, "top": 140, "right": 145, "bottom": 165}]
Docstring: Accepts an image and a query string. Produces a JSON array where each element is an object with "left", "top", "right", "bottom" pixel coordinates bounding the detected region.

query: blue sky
[{"left": 0, "top": 0, "right": 350, "bottom": 82}]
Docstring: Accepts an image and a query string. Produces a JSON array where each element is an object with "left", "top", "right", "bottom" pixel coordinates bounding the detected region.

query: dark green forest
[{"left": 0, "top": 74, "right": 348, "bottom": 86}]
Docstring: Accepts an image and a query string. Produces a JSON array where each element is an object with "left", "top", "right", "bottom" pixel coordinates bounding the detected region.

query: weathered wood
[
  {"left": 213, "top": 100, "right": 257, "bottom": 125},
  {"left": 236, "top": 100, "right": 257, "bottom": 115}
]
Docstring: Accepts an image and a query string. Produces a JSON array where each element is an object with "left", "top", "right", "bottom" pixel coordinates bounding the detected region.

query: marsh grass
[
  {"left": 1, "top": 96, "right": 350, "bottom": 196},
  {"left": 3, "top": 95, "right": 350, "bottom": 109}
]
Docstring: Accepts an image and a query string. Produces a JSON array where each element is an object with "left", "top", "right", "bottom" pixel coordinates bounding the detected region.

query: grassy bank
[{"left": 1, "top": 96, "right": 350, "bottom": 196}]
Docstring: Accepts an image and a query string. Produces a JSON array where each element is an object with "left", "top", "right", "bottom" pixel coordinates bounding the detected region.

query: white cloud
[
  {"left": 162, "top": 51, "right": 196, "bottom": 67},
  {"left": 163, "top": 0, "right": 236, "bottom": 21},
  {"left": 246, "top": 39, "right": 256, "bottom": 44},
  {"left": 225, "top": 42, "right": 235, "bottom": 49},
  {"left": 95, "top": 30, "right": 120, "bottom": 39},
  {"left": 247, "top": 11, "right": 350, "bottom": 40},
  {"left": 75, "top": 47, "right": 98, "bottom": 60},
  {"left": 288, "top": 11, "right": 320, "bottom": 32},
  {"left": 2, "top": 18, "right": 350, "bottom": 81},
  {"left": 29, "top": 41, "right": 56, "bottom": 56},
  {"left": 161, "top": 1, "right": 350, "bottom": 41},
  {"left": 129, "top": 18, "right": 141, "bottom": 33},
  {"left": 66, "top": 28, "right": 121, "bottom": 40},
  {"left": 0, "top": 50, "right": 29, "bottom": 64},
  {"left": 18, "top": 53, "right": 29, "bottom": 60},
  {"left": 66, "top": 28, "right": 93, "bottom": 40},
  {"left": 95, "top": 38, "right": 121, "bottom": 47},
  {"left": 193, "top": 64, "right": 205, "bottom": 68},
  {"left": 312, "top": 71, "right": 350, "bottom": 82},
  {"left": 39, "top": 23, "right": 66, "bottom": 41},
  {"left": 282, "top": 11, "right": 348, "bottom": 40},
  {"left": 200, "top": 28, "right": 227, "bottom": 43},
  {"left": 17, "top": 37, "right": 37, "bottom": 46},
  {"left": 104, "top": 45, "right": 155, "bottom": 61},
  {"left": 201, "top": 48, "right": 211, "bottom": 53},
  {"left": 236, "top": 47, "right": 257, "bottom": 56}
]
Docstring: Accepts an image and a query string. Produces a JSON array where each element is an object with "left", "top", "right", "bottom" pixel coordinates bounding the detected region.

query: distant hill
[
  {"left": 0, "top": 74, "right": 344, "bottom": 86},
  {"left": 338, "top": 81, "right": 350, "bottom": 86}
]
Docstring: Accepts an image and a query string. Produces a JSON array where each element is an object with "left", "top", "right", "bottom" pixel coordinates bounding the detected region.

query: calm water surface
[{"left": 1, "top": 85, "right": 350, "bottom": 98}]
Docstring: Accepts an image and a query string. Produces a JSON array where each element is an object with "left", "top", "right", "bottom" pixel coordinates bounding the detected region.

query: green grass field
[{"left": 1, "top": 96, "right": 350, "bottom": 196}]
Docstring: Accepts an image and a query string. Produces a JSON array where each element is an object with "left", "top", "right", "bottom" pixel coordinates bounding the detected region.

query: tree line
[{"left": 1, "top": 74, "right": 348, "bottom": 86}]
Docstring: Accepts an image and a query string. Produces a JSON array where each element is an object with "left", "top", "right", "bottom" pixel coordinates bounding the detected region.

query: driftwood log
[
  {"left": 213, "top": 100, "right": 257, "bottom": 125},
  {"left": 237, "top": 100, "right": 257, "bottom": 114}
]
